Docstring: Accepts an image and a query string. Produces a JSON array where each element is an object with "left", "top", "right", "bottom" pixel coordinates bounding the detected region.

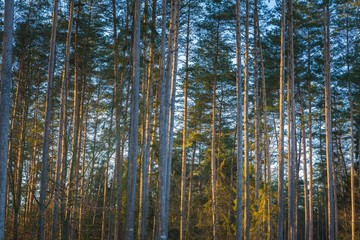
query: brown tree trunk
[{"left": 277, "top": 0, "right": 286, "bottom": 237}]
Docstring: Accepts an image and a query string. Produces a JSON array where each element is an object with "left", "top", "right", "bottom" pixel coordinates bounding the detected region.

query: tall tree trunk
[
  {"left": 180, "top": 2, "right": 191, "bottom": 239},
  {"left": 235, "top": 0, "right": 243, "bottom": 238},
  {"left": 124, "top": 0, "right": 141, "bottom": 238},
  {"left": 258, "top": 15, "right": 271, "bottom": 240},
  {"left": 138, "top": 1, "right": 156, "bottom": 239},
  {"left": 53, "top": 1, "right": 74, "bottom": 238},
  {"left": 158, "top": 0, "right": 170, "bottom": 238},
  {"left": 38, "top": 0, "right": 59, "bottom": 238},
  {"left": 244, "top": 0, "right": 250, "bottom": 238},
  {"left": 64, "top": 4, "right": 82, "bottom": 238},
  {"left": 323, "top": 3, "right": 335, "bottom": 240},
  {"left": 288, "top": 0, "right": 296, "bottom": 238},
  {"left": 253, "top": 0, "right": 260, "bottom": 207},
  {"left": 211, "top": 14, "right": 220, "bottom": 240},
  {"left": 277, "top": 0, "right": 286, "bottom": 237},
  {"left": 307, "top": 28, "right": 314, "bottom": 240}
]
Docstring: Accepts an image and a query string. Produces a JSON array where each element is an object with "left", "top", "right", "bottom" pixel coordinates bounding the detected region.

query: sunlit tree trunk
[
  {"left": 13, "top": 79, "right": 28, "bottom": 240},
  {"left": 277, "top": 0, "right": 286, "bottom": 237},
  {"left": 38, "top": 0, "right": 59, "bottom": 238}
]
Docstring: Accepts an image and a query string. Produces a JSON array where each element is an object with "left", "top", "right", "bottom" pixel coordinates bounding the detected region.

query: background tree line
[{"left": 0, "top": 0, "right": 359, "bottom": 239}]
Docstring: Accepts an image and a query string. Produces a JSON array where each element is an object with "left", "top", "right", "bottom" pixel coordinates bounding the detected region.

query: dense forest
[{"left": 0, "top": 0, "right": 359, "bottom": 239}]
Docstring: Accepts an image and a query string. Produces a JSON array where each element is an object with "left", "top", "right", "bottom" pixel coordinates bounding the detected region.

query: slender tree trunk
[
  {"left": 78, "top": 111, "right": 88, "bottom": 240},
  {"left": 307, "top": 28, "right": 314, "bottom": 240},
  {"left": 253, "top": 0, "right": 260, "bottom": 207},
  {"left": 102, "top": 112, "right": 114, "bottom": 240},
  {"left": 180, "top": 2, "right": 191, "bottom": 239},
  {"left": 138, "top": 1, "right": 156, "bottom": 239},
  {"left": 124, "top": 0, "right": 141, "bottom": 238},
  {"left": 349, "top": 84, "right": 355, "bottom": 240},
  {"left": 288, "top": 0, "right": 296, "bottom": 238},
  {"left": 53, "top": 1, "right": 73, "bottom": 238},
  {"left": 299, "top": 87, "right": 309, "bottom": 240},
  {"left": 165, "top": 1, "right": 180, "bottom": 235},
  {"left": 185, "top": 142, "right": 196, "bottom": 239},
  {"left": 211, "top": 14, "right": 220, "bottom": 240},
  {"left": 13, "top": 82, "right": 28, "bottom": 240},
  {"left": 64, "top": 5, "right": 82, "bottom": 238},
  {"left": 38, "top": 0, "right": 59, "bottom": 238},
  {"left": 323, "top": 3, "right": 335, "bottom": 240},
  {"left": 277, "top": 0, "right": 286, "bottom": 237},
  {"left": 258, "top": 16, "right": 271, "bottom": 240},
  {"left": 244, "top": 0, "right": 250, "bottom": 238},
  {"left": 235, "top": 0, "right": 243, "bottom": 238}
]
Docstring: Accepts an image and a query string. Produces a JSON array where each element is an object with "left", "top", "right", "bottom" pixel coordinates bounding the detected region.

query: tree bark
[
  {"left": 299, "top": 87, "right": 309, "bottom": 240},
  {"left": 349, "top": 84, "right": 355, "bottom": 240},
  {"left": 38, "top": 0, "right": 59, "bottom": 238},
  {"left": 158, "top": 0, "right": 170, "bottom": 238},
  {"left": 277, "top": 0, "right": 286, "bottom": 237},
  {"left": 235, "top": 0, "right": 243, "bottom": 238},
  {"left": 288, "top": 0, "right": 296, "bottom": 238},
  {"left": 307, "top": 28, "right": 314, "bottom": 240},
  {"left": 180, "top": 2, "right": 191, "bottom": 239},
  {"left": 244, "top": 0, "right": 250, "bottom": 238},
  {"left": 323, "top": 3, "right": 335, "bottom": 240},
  {"left": 53, "top": 1, "right": 74, "bottom": 238},
  {"left": 0, "top": 1, "right": 15, "bottom": 236},
  {"left": 124, "top": 0, "right": 141, "bottom": 238}
]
